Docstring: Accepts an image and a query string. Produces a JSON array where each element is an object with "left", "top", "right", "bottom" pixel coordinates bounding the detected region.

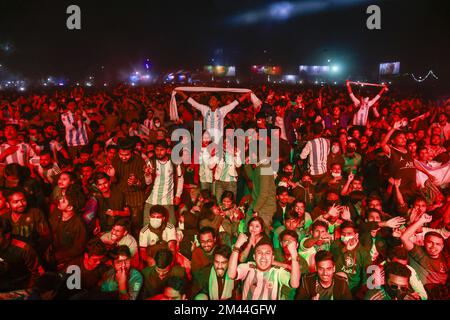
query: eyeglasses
[{"left": 388, "top": 283, "right": 409, "bottom": 292}]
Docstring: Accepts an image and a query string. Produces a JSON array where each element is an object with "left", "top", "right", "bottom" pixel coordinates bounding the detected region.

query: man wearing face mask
[
  {"left": 327, "top": 141, "right": 345, "bottom": 171},
  {"left": 330, "top": 221, "right": 371, "bottom": 298},
  {"left": 139, "top": 205, "right": 177, "bottom": 268},
  {"left": 317, "top": 163, "right": 347, "bottom": 194},
  {"left": 365, "top": 261, "right": 418, "bottom": 300},
  {"left": 342, "top": 140, "right": 362, "bottom": 175}
]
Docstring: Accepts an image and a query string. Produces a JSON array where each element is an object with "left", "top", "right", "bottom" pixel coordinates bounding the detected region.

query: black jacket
[{"left": 295, "top": 273, "right": 352, "bottom": 300}]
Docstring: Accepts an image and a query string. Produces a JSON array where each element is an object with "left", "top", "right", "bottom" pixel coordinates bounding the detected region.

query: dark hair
[
  {"left": 64, "top": 185, "right": 87, "bottom": 213},
  {"left": 39, "top": 149, "right": 52, "bottom": 158},
  {"left": 106, "top": 145, "right": 117, "bottom": 152},
  {"left": 165, "top": 276, "right": 186, "bottom": 295},
  {"left": 284, "top": 209, "right": 299, "bottom": 221},
  {"left": 4, "top": 163, "right": 24, "bottom": 180},
  {"left": 154, "top": 248, "right": 173, "bottom": 269},
  {"left": 5, "top": 187, "right": 27, "bottom": 201},
  {"left": 149, "top": 205, "right": 169, "bottom": 219},
  {"left": 199, "top": 189, "right": 213, "bottom": 202},
  {"left": 312, "top": 123, "right": 324, "bottom": 135},
  {"left": 80, "top": 160, "right": 95, "bottom": 169},
  {"left": 220, "top": 191, "right": 235, "bottom": 203},
  {"left": 247, "top": 216, "right": 266, "bottom": 234},
  {"left": 80, "top": 145, "right": 92, "bottom": 155},
  {"left": 424, "top": 231, "right": 445, "bottom": 243},
  {"left": 340, "top": 220, "right": 357, "bottom": 232},
  {"left": 117, "top": 138, "right": 135, "bottom": 151},
  {"left": 94, "top": 172, "right": 110, "bottom": 183},
  {"left": 199, "top": 226, "right": 216, "bottom": 238},
  {"left": 214, "top": 245, "right": 232, "bottom": 260},
  {"left": 388, "top": 246, "right": 408, "bottom": 261},
  {"left": 254, "top": 238, "right": 273, "bottom": 251},
  {"left": 385, "top": 261, "right": 411, "bottom": 279},
  {"left": 199, "top": 201, "right": 218, "bottom": 221},
  {"left": 113, "top": 218, "right": 130, "bottom": 231},
  {"left": 311, "top": 220, "right": 328, "bottom": 232},
  {"left": 155, "top": 139, "right": 169, "bottom": 149},
  {"left": 276, "top": 186, "right": 289, "bottom": 196},
  {"left": 315, "top": 250, "right": 335, "bottom": 265},
  {"left": 279, "top": 229, "right": 299, "bottom": 243},
  {"left": 114, "top": 245, "right": 131, "bottom": 259},
  {"left": 85, "top": 238, "right": 107, "bottom": 256}
]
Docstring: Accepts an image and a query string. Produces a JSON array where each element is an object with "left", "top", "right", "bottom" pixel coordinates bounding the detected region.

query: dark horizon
[{"left": 0, "top": 0, "right": 449, "bottom": 82}]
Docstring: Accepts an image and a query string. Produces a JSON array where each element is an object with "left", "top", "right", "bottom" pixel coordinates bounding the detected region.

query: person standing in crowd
[
  {"left": 60, "top": 100, "right": 91, "bottom": 159},
  {"left": 112, "top": 138, "right": 151, "bottom": 237},
  {"left": 346, "top": 80, "right": 388, "bottom": 127},
  {"left": 144, "top": 140, "right": 184, "bottom": 226},
  {"left": 300, "top": 123, "right": 330, "bottom": 183}
]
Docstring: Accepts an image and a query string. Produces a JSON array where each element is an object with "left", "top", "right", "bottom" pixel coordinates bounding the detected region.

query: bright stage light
[{"left": 331, "top": 65, "right": 339, "bottom": 73}]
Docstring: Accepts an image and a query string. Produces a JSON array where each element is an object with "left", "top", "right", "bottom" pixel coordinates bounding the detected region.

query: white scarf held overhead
[{"left": 169, "top": 87, "right": 262, "bottom": 122}]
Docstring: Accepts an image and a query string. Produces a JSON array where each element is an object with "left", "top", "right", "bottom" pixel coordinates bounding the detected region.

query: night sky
[{"left": 0, "top": 0, "right": 449, "bottom": 82}]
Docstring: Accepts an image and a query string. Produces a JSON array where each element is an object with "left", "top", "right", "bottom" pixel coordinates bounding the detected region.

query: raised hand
[
  {"left": 340, "top": 206, "right": 351, "bottom": 221},
  {"left": 235, "top": 233, "right": 249, "bottom": 248},
  {"left": 346, "top": 237, "right": 359, "bottom": 251},
  {"left": 385, "top": 216, "right": 406, "bottom": 229}
]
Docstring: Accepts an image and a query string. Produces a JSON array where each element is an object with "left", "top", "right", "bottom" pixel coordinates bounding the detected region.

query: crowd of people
[{"left": 0, "top": 80, "right": 449, "bottom": 300}]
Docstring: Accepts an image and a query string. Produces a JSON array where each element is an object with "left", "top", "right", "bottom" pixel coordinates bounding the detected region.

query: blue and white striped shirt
[
  {"left": 61, "top": 111, "right": 90, "bottom": 147},
  {"left": 300, "top": 138, "right": 330, "bottom": 176}
]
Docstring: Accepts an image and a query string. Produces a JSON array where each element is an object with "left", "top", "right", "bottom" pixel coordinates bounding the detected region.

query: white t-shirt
[{"left": 139, "top": 223, "right": 177, "bottom": 248}]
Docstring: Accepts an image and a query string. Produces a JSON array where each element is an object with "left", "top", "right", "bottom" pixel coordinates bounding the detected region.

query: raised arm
[
  {"left": 380, "top": 121, "right": 402, "bottom": 156},
  {"left": 228, "top": 233, "right": 248, "bottom": 280},
  {"left": 401, "top": 213, "right": 432, "bottom": 251},
  {"left": 368, "top": 85, "right": 388, "bottom": 107},
  {"left": 346, "top": 80, "right": 359, "bottom": 106}
]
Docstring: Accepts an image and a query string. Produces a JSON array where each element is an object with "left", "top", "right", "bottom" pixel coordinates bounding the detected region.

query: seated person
[
  {"left": 100, "top": 245, "right": 143, "bottom": 300},
  {"left": 296, "top": 250, "right": 352, "bottom": 300},
  {"left": 139, "top": 205, "right": 176, "bottom": 267},
  {"left": 365, "top": 261, "right": 420, "bottom": 300},
  {"left": 228, "top": 234, "right": 301, "bottom": 300},
  {"left": 100, "top": 218, "right": 138, "bottom": 268},
  {"left": 141, "top": 247, "right": 187, "bottom": 299},
  {"left": 147, "top": 276, "right": 187, "bottom": 300},
  {"left": 191, "top": 245, "right": 239, "bottom": 300},
  {"left": 0, "top": 218, "right": 44, "bottom": 293}
]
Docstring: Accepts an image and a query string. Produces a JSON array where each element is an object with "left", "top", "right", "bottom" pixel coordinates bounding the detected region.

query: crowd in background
[{"left": 0, "top": 81, "right": 449, "bottom": 300}]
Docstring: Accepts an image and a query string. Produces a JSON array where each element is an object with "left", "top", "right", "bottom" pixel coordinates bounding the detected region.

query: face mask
[
  {"left": 340, "top": 235, "right": 354, "bottom": 243},
  {"left": 155, "top": 123, "right": 161, "bottom": 128},
  {"left": 331, "top": 146, "right": 340, "bottom": 154},
  {"left": 331, "top": 172, "right": 341, "bottom": 178},
  {"left": 149, "top": 217, "right": 163, "bottom": 229},
  {"left": 178, "top": 222, "right": 184, "bottom": 230}
]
